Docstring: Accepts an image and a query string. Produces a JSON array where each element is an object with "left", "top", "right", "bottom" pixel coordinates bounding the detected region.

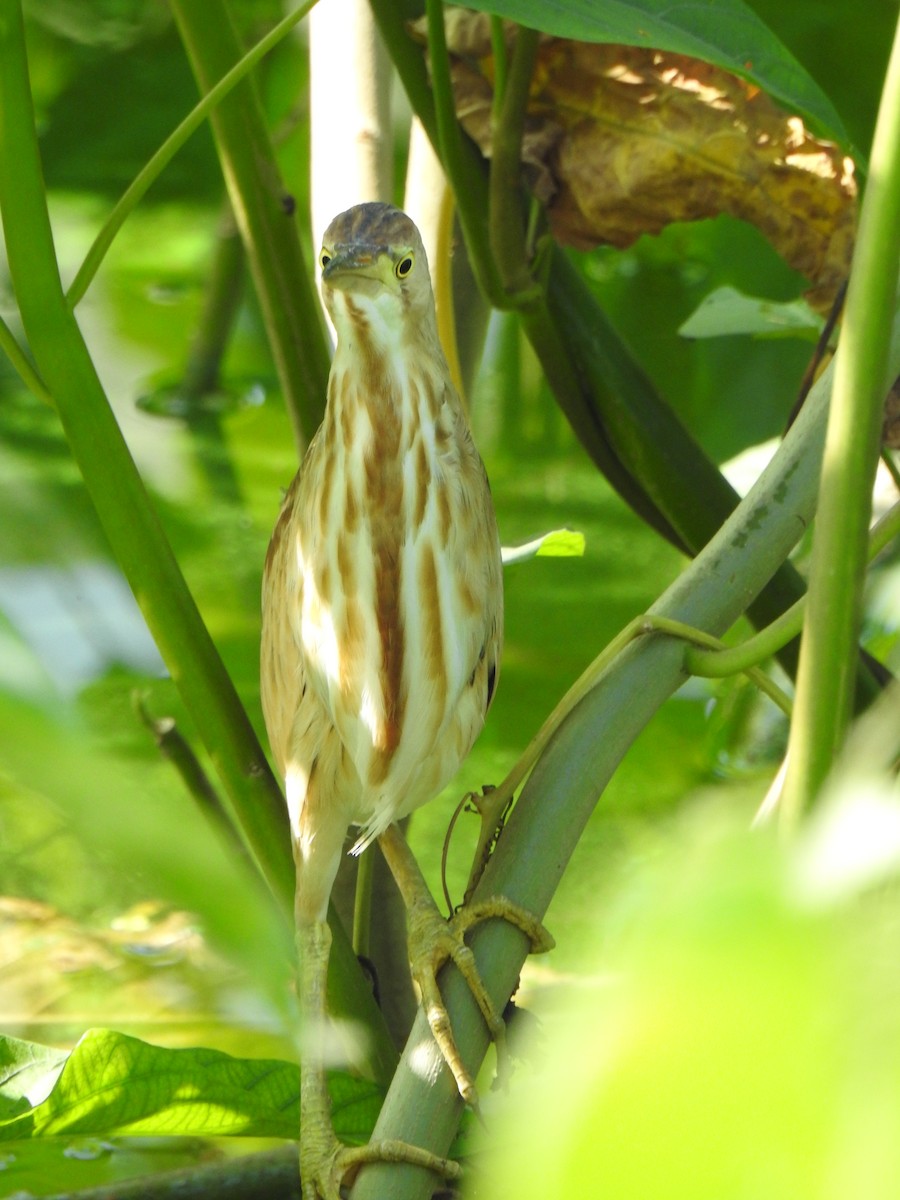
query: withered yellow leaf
[
  {"left": 884, "top": 379, "right": 900, "bottom": 450},
  {"left": 415, "top": 14, "right": 856, "bottom": 309}
]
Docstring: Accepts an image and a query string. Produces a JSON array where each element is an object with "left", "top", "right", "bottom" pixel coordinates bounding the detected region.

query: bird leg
[
  {"left": 377, "top": 823, "right": 554, "bottom": 1107},
  {"left": 295, "top": 919, "right": 460, "bottom": 1200}
]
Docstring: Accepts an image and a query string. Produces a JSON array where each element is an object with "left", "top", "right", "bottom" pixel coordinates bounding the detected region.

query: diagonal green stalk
[
  {"left": 135, "top": 693, "right": 252, "bottom": 867},
  {"left": 180, "top": 209, "right": 246, "bottom": 402},
  {"left": 0, "top": 0, "right": 394, "bottom": 1083},
  {"left": 463, "top": 610, "right": 795, "bottom": 900},
  {"left": 168, "top": 0, "right": 330, "bottom": 453},
  {"left": 66, "top": 0, "right": 317, "bottom": 312},
  {"left": 686, "top": 499, "right": 900, "bottom": 678},
  {"left": 0, "top": 311, "right": 52, "bottom": 405},
  {"left": 781, "top": 11, "right": 900, "bottom": 823}
]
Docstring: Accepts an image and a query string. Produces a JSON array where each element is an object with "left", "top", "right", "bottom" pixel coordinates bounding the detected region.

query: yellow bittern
[{"left": 261, "top": 202, "right": 547, "bottom": 1199}]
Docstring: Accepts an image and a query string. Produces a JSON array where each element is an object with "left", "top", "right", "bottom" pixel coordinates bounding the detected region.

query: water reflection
[{"left": 0, "top": 561, "right": 163, "bottom": 697}]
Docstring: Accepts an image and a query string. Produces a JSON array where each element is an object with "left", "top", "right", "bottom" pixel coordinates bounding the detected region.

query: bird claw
[
  {"left": 407, "top": 892, "right": 554, "bottom": 1104},
  {"left": 299, "top": 1137, "right": 349, "bottom": 1200},
  {"left": 300, "top": 1130, "right": 460, "bottom": 1200},
  {"left": 378, "top": 824, "right": 552, "bottom": 1108}
]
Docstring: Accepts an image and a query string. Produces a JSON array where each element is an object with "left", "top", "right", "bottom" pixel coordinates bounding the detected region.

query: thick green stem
[
  {"left": 488, "top": 24, "right": 540, "bottom": 296},
  {"left": 423, "top": 0, "right": 507, "bottom": 305},
  {"left": 352, "top": 844, "right": 375, "bottom": 959},
  {"left": 0, "top": 0, "right": 394, "bottom": 1083},
  {"left": 489, "top": 16, "right": 508, "bottom": 103},
  {"left": 686, "top": 499, "right": 900, "bottom": 678},
  {"left": 169, "top": 0, "right": 330, "bottom": 453},
  {"left": 782, "top": 12, "right": 900, "bottom": 821}
]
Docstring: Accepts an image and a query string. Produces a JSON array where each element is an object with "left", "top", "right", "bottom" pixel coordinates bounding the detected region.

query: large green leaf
[
  {"left": 0, "top": 1030, "right": 381, "bottom": 1144},
  {"left": 0, "top": 1035, "right": 68, "bottom": 1120},
  {"left": 464, "top": 0, "right": 849, "bottom": 145}
]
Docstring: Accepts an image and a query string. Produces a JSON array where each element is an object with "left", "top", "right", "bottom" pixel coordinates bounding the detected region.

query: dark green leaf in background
[{"left": 679, "top": 286, "right": 824, "bottom": 341}]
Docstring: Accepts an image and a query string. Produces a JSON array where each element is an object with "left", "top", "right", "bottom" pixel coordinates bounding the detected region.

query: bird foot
[
  {"left": 378, "top": 824, "right": 553, "bottom": 1106},
  {"left": 295, "top": 920, "right": 459, "bottom": 1199},
  {"left": 300, "top": 1125, "right": 460, "bottom": 1200},
  {"left": 406, "top": 891, "right": 555, "bottom": 1105}
]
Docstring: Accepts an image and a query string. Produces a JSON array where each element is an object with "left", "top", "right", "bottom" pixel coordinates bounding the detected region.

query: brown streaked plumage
[
  {"left": 261, "top": 202, "right": 504, "bottom": 1199},
  {"left": 262, "top": 202, "right": 502, "bottom": 878}
]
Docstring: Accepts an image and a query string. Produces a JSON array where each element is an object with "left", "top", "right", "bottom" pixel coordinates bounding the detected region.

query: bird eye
[
  {"left": 395, "top": 254, "right": 414, "bottom": 279},
  {"left": 320, "top": 251, "right": 332, "bottom": 270}
]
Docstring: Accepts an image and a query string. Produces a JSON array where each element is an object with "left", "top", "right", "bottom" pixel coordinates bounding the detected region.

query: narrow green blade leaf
[
  {"left": 502, "top": 528, "right": 586, "bottom": 565},
  {"left": 679, "top": 286, "right": 824, "bottom": 340},
  {"left": 463, "top": 0, "right": 849, "bottom": 145},
  {"left": 0, "top": 1029, "right": 382, "bottom": 1144}
]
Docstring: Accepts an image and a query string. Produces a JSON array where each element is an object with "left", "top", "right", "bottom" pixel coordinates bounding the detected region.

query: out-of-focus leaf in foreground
[
  {"left": 417, "top": 16, "right": 856, "bottom": 308},
  {"left": 478, "top": 786, "right": 900, "bottom": 1199}
]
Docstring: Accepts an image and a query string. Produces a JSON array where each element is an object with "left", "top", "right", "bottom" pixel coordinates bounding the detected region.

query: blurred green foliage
[{"left": 478, "top": 782, "right": 900, "bottom": 1198}]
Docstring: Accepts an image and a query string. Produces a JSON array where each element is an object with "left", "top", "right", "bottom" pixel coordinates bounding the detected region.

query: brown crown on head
[{"left": 322, "top": 202, "right": 423, "bottom": 257}]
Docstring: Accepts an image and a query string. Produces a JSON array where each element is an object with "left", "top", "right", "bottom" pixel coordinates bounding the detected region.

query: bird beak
[{"left": 322, "top": 245, "right": 388, "bottom": 286}]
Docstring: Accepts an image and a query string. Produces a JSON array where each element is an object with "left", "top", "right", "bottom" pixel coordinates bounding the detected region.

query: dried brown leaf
[
  {"left": 414, "top": 13, "right": 857, "bottom": 308},
  {"left": 883, "top": 378, "right": 900, "bottom": 450}
]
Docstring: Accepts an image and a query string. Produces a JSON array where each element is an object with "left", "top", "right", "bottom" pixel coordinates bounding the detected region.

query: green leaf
[
  {"left": 463, "top": 0, "right": 850, "bottom": 145},
  {"left": 502, "top": 528, "right": 586, "bottom": 565},
  {"left": 0, "top": 1035, "right": 69, "bottom": 1120},
  {"left": 679, "top": 286, "right": 824, "bottom": 341},
  {"left": 0, "top": 1030, "right": 382, "bottom": 1144}
]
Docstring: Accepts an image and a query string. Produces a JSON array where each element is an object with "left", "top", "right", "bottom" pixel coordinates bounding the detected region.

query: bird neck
[{"left": 324, "top": 305, "right": 449, "bottom": 473}]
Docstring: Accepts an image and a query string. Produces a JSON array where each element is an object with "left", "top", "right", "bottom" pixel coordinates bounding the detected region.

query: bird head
[{"left": 319, "top": 202, "right": 436, "bottom": 342}]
